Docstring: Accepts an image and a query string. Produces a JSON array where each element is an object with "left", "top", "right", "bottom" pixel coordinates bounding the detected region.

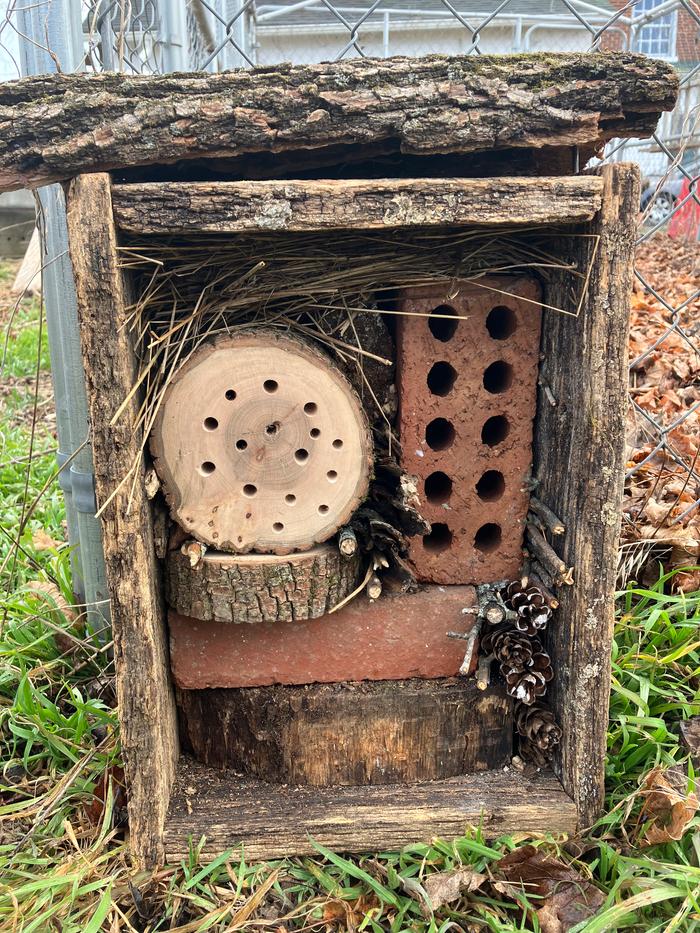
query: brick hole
[
  {"left": 424, "top": 470, "right": 452, "bottom": 505},
  {"left": 203, "top": 417, "right": 218, "bottom": 431},
  {"left": 483, "top": 361, "right": 513, "bottom": 394},
  {"left": 481, "top": 415, "right": 510, "bottom": 447},
  {"left": 426, "top": 360, "right": 457, "bottom": 397},
  {"left": 428, "top": 305, "right": 458, "bottom": 342},
  {"left": 263, "top": 379, "right": 278, "bottom": 394},
  {"left": 235, "top": 438, "right": 248, "bottom": 451},
  {"left": 225, "top": 389, "right": 237, "bottom": 401},
  {"left": 272, "top": 522, "right": 284, "bottom": 533},
  {"left": 486, "top": 306, "right": 517, "bottom": 340},
  {"left": 294, "top": 448, "right": 309, "bottom": 464},
  {"left": 304, "top": 402, "right": 318, "bottom": 414},
  {"left": 242, "top": 484, "right": 257, "bottom": 497},
  {"left": 199, "top": 461, "right": 216, "bottom": 476},
  {"left": 310, "top": 427, "right": 321, "bottom": 438},
  {"left": 285, "top": 494, "right": 296, "bottom": 505},
  {"left": 474, "top": 523, "right": 502, "bottom": 553},
  {"left": 476, "top": 470, "right": 505, "bottom": 501},
  {"left": 423, "top": 523, "right": 453, "bottom": 553},
  {"left": 425, "top": 417, "right": 455, "bottom": 451}
]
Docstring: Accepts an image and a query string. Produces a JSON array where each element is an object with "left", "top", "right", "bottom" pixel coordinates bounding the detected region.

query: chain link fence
[{"left": 1, "top": 0, "right": 699, "bottom": 596}]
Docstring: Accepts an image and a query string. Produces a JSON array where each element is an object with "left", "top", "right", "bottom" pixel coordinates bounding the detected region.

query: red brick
[
  {"left": 169, "top": 585, "right": 477, "bottom": 689},
  {"left": 396, "top": 275, "right": 541, "bottom": 584}
]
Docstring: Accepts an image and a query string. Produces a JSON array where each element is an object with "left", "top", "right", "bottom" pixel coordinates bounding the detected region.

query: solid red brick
[
  {"left": 396, "top": 275, "right": 541, "bottom": 584},
  {"left": 169, "top": 585, "right": 477, "bottom": 689}
]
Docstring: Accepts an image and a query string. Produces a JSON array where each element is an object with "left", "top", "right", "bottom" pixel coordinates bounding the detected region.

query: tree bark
[
  {"left": 534, "top": 163, "right": 640, "bottom": 826},
  {"left": 110, "top": 177, "right": 604, "bottom": 234},
  {"left": 165, "top": 544, "right": 361, "bottom": 623},
  {"left": 176, "top": 678, "right": 513, "bottom": 784},
  {"left": 0, "top": 54, "right": 676, "bottom": 193}
]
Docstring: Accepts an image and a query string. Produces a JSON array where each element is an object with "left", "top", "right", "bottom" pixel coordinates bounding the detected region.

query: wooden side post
[
  {"left": 65, "top": 173, "right": 179, "bottom": 866},
  {"left": 534, "top": 162, "right": 640, "bottom": 826}
]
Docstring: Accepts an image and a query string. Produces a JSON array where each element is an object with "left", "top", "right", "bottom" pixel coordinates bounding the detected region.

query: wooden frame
[{"left": 66, "top": 164, "right": 637, "bottom": 866}]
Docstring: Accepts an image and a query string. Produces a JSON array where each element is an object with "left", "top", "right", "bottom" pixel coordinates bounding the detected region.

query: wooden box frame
[{"left": 65, "top": 163, "right": 639, "bottom": 866}]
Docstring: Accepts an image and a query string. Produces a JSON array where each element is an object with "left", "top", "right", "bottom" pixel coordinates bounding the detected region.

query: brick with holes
[{"left": 396, "top": 275, "right": 542, "bottom": 584}]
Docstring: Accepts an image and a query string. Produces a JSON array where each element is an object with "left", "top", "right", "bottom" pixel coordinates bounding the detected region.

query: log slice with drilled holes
[
  {"left": 165, "top": 543, "right": 361, "bottom": 623},
  {"left": 149, "top": 331, "right": 373, "bottom": 553}
]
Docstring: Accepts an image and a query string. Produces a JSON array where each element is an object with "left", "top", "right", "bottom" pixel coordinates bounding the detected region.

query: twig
[
  {"left": 366, "top": 573, "right": 382, "bottom": 601},
  {"left": 448, "top": 615, "right": 483, "bottom": 676},
  {"left": 528, "top": 572, "right": 559, "bottom": 609},
  {"left": 338, "top": 526, "right": 358, "bottom": 557},
  {"left": 526, "top": 522, "right": 566, "bottom": 578},
  {"left": 476, "top": 656, "right": 491, "bottom": 691},
  {"left": 529, "top": 497, "right": 566, "bottom": 535}
]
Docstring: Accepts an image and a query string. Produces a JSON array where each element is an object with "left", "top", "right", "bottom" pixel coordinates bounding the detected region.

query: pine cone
[
  {"left": 516, "top": 702, "right": 562, "bottom": 765},
  {"left": 505, "top": 668, "right": 549, "bottom": 704},
  {"left": 502, "top": 580, "right": 552, "bottom": 636},
  {"left": 482, "top": 627, "right": 539, "bottom": 673}
]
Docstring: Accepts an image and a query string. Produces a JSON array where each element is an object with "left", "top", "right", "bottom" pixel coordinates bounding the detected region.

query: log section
[
  {"left": 177, "top": 679, "right": 512, "bottom": 784},
  {"left": 165, "top": 544, "right": 361, "bottom": 623},
  {"left": 164, "top": 757, "right": 578, "bottom": 860},
  {"left": 111, "top": 177, "right": 604, "bottom": 233},
  {"left": 535, "top": 163, "right": 640, "bottom": 826},
  {"left": 0, "top": 54, "right": 676, "bottom": 193}
]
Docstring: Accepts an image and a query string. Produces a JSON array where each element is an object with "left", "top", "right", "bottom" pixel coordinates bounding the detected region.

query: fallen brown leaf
[
  {"left": 422, "top": 867, "right": 487, "bottom": 913},
  {"left": 680, "top": 717, "right": 700, "bottom": 766},
  {"left": 639, "top": 766, "right": 698, "bottom": 846},
  {"left": 493, "top": 845, "right": 605, "bottom": 933},
  {"left": 85, "top": 765, "right": 128, "bottom": 828},
  {"left": 31, "top": 527, "right": 64, "bottom": 551}
]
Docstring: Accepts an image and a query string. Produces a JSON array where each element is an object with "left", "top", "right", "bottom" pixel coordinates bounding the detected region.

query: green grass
[{"left": 1, "top": 260, "right": 699, "bottom": 931}]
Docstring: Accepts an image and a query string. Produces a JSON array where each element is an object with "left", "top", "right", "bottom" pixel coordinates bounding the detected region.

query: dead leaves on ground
[{"left": 637, "top": 766, "right": 698, "bottom": 847}]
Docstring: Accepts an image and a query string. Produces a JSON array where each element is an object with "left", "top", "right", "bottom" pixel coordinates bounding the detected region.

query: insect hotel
[{"left": 1, "top": 53, "right": 677, "bottom": 865}]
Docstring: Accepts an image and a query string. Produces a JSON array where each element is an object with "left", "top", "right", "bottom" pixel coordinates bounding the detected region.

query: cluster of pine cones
[{"left": 481, "top": 579, "right": 562, "bottom": 764}]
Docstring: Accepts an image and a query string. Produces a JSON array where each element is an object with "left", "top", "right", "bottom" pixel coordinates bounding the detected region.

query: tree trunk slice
[
  {"left": 149, "top": 330, "right": 372, "bottom": 554},
  {"left": 176, "top": 678, "right": 513, "bottom": 785},
  {"left": 0, "top": 55, "right": 677, "bottom": 194},
  {"left": 165, "top": 543, "right": 361, "bottom": 623}
]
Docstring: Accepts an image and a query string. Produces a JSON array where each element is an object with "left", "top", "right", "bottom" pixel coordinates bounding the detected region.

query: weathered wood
[
  {"left": 149, "top": 330, "right": 372, "bottom": 554},
  {"left": 110, "top": 177, "right": 604, "bottom": 233},
  {"left": 535, "top": 162, "right": 640, "bottom": 826},
  {"left": 177, "top": 678, "right": 512, "bottom": 784},
  {"left": 164, "top": 756, "right": 578, "bottom": 859},
  {"left": 65, "top": 174, "right": 178, "bottom": 867},
  {"left": 0, "top": 54, "right": 676, "bottom": 193},
  {"left": 165, "top": 543, "right": 361, "bottom": 623}
]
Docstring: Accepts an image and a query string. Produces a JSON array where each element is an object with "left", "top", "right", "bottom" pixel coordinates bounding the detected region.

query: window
[{"left": 634, "top": 0, "right": 677, "bottom": 60}]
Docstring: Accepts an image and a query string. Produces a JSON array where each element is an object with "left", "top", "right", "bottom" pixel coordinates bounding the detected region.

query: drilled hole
[
  {"left": 236, "top": 439, "right": 248, "bottom": 451},
  {"left": 263, "top": 379, "right": 278, "bottom": 394},
  {"left": 295, "top": 448, "right": 309, "bottom": 464},
  {"left": 225, "top": 389, "right": 237, "bottom": 401},
  {"left": 332, "top": 438, "right": 343, "bottom": 449},
  {"left": 476, "top": 470, "right": 505, "bottom": 501},
  {"left": 474, "top": 523, "right": 502, "bottom": 553},
  {"left": 486, "top": 306, "right": 518, "bottom": 340},
  {"left": 425, "top": 471, "right": 453, "bottom": 505},
  {"left": 265, "top": 422, "right": 280, "bottom": 436},
  {"left": 483, "top": 360, "right": 514, "bottom": 394},
  {"left": 427, "top": 360, "right": 457, "bottom": 397},
  {"left": 481, "top": 415, "right": 510, "bottom": 447},
  {"left": 285, "top": 494, "right": 296, "bottom": 505},
  {"left": 199, "top": 461, "right": 216, "bottom": 476},
  {"left": 426, "top": 418, "right": 455, "bottom": 451},
  {"left": 272, "top": 522, "right": 284, "bottom": 533},
  {"left": 310, "top": 428, "right": 321, "bottom": 438},
  {"left": 242, "top": 484, "right": 257, "bottom": 497},
  {"left": 203, "top": 417, "right": 219, "bottom": 431},
  {"left": 327, "top": 470, "right": 338, "bottom": 482},
  {"left": 423, "top": 523, "right": 453, "bottom": 553},
  {"left": 304, "top": 402, "right": 318, "bottom": 415},
  {"left": 318, "top": 504, "right": 329, "bottom": 514},
  {"left": 429, "top": 305, "right": 458, "bottom": 342}
]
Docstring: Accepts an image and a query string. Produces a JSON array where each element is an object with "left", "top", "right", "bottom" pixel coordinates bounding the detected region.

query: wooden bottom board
[{"left": 163, "top": 756, "right": 578, "bottom": 860}]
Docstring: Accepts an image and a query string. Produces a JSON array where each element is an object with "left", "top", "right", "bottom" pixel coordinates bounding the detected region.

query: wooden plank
[
  {"left": 164, "top": 756, "right": 578, "bottom": 860},
  {"left": 534, "top": 163, "right": 640, "bottom": 826},
  {"left": 110, "top": 177, "right": 604, "bottom": 233},
  {"left": 65, "top": 174, "right": 179, "bottom": 867},
  {"left": 0, "top": 54, "right": 677, "bottom": 193},
  {"left": 176, "top": 679, "right": 513, "bottom": 783}
]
